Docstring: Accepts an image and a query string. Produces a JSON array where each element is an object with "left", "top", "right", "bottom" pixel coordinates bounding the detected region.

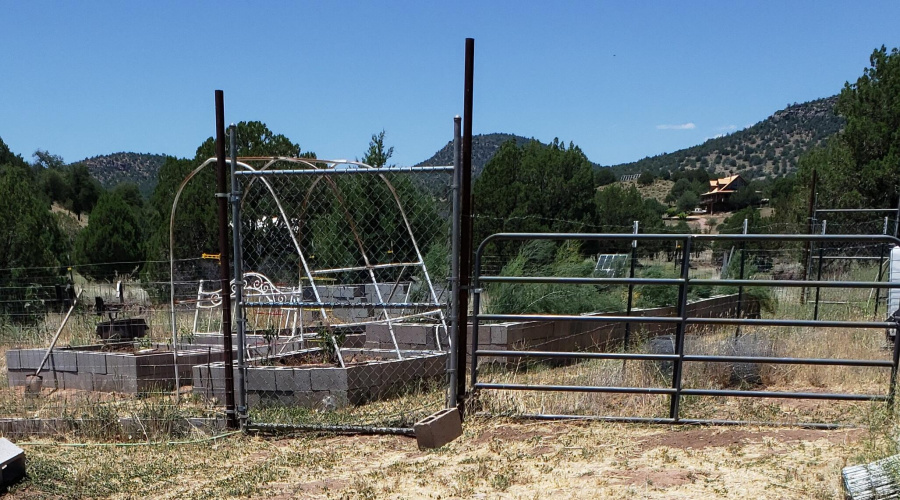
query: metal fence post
[
  {"left": 447, "top": 116, "right": 462, "bottom": 409},
  {"left": 623, "top": 221, "right": 638, "bottom": 353},
  {"left": 457, "top": 38, "right": 475, "bottom": 418},
  {"left": 669, "top": 235, "right": 692, "bottom": 422},
  {"left": 801, "top": 170, "right": 818, "bottom": 303},
  {"left": 875, "top": 216, "right": 888, "bottom": 318},
  {"left": 735, "top": 218, "right": 748, "bottom": 337},
  {"left": 894, "top": 196, "right": 900, "bottom": 238},
  {"left": 814, "top": 220, "right": 826, "bottom": 321},
  {"left": 229, "top": 125, "right": 248, "bottom": 426},
  {"left": 889, "top": 317, "right": 900, "bottom": 409},
  {"left": 214, "top": 90, "right": 237, "bottom": 429},
  {"left": 470, "top": 252, "right": 482, "bottom": 394}
]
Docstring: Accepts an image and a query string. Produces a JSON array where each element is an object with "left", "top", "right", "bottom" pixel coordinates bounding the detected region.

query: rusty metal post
[
  {"left": 457, "top": 38, "right": 474, "bottom": 417},
  {"left": 215, "top": 90, "right": 237, "bottom": 429}
]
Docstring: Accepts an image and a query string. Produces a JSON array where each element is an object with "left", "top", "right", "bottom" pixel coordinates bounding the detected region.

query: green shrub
[
  {"left": 635, "top": 266, "right": 679, "bottom": 308},
  {"left": 486, "top": 242, "right": 624, "bottom": 315}
]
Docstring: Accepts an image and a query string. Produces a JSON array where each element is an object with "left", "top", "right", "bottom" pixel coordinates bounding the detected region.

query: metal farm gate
[
  {"left": 227, "top": 152, "right": 460, "bottom": 433},
  {"left": 468, "top": 232, "right": 900, "bottom": 428}
]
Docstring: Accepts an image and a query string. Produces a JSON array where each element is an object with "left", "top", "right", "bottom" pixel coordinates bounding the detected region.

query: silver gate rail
[{"left": 470, "top": 233, "right": 900, "bottom": 428}]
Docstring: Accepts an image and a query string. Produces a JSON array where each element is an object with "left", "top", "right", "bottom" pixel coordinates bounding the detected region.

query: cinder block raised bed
[
  {"left": 365, "top": 294, "right": 756, "bottom": 366},
  {"left": 6, "top": 344, "right": 227, "bottom": 393},
  {"left": 192, "top": 348, "right": 446, "bottom": 409}
]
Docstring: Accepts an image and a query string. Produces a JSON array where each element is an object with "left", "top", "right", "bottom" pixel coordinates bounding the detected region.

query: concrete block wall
[
  {"left": 192, "top": 349, "right": 446, "bottom": 409},
  {"left": 457, "top": 293, "right": 755, "bottom": 365},
  {"left": 364, "top": 323, "right": 449, "bottom": 351},
  {"left": 360, "top": 294, "right": 753, "bottom": 365},
  {"left": 6, "top": 346, "right": 227, "bottom": 394}
]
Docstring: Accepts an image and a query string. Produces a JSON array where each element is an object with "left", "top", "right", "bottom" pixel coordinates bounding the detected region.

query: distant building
[
  {"left": 620, "top": 174, "right": 640, "bottom": 182},
  {"left": 700, "top": 174, "right": 747, "bottom": 214}
]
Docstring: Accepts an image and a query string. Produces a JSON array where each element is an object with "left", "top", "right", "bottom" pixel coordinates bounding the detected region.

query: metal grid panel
[
  {"left": 470, "top": 232, "right": 900, "bottom": 428},
  {"left": 233, "top": 159, "right": 454, "bottom": 429}
]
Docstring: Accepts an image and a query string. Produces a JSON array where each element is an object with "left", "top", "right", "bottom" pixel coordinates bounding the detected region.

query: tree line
[{"left": 0, "top": 123, "right": 444, "bottom": 321}]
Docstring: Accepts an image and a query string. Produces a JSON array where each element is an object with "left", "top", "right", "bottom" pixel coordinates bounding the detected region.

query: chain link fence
[
  {"left": 230, "top": 159, "right": 454, "bottom": 430},
  {"left": 0, "top": 259, "right": 227, "bottom": 440},
  {"left": 0, "top": 157, "right": 456, "bottom": 439}
]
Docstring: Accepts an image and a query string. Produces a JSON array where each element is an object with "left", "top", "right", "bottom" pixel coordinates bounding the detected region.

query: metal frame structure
[
  {"left": 807, "top": 206, "right": 900, "bottom": 315},
  {"left": 230, "top": 151, "right": 459, "bottom": 425},
  {"left": 232, "top": 158, "right": 454, "bottom": 353},
  {"left": 470, "top": 232, "right": 900, "bottom": 429}
]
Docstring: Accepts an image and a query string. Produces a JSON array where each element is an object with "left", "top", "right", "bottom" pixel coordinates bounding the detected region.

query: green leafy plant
[{"left": 317, "top": 326, "right": 346, "bottom": 365}]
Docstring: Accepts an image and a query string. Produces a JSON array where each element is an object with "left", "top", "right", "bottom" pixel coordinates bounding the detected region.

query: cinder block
[
  {"left": 291, "top": 369, "right": 312, "bottom": 392},
  {"left": 19, "top": 350, "right": 44, "bottom": 371},
  {"left": 346, "top": 364, "right": 371, "bottom": 388},
  {"left": 316, "top": 390, "right": 349, "bottom": 409},
  {"left": 245, "top": 392, "right": 261, "bottom": 408},
  {"left": 490, "top": 325, "right": 507, "bottom": 346},
  {"left": 348, "top": 387, "right": 371, "bottom": 405},
  {"left": 272, "top": 368, "right": 294, "bottom": 392},
  {"left": 414, "top": 408, "right": 462, "bottom": 449},
  {"left": 394, "top": 325, "right": 428, "bottom": 346},
  {"left": 208, "top": 365, "right": 226, "bottom": 391},
  {"left": 424, "top": 355, "right": 446, "bottom": 378},
  {"left": 52, "top": 351, "right": 77, "bottom": 373},
  {"left": 6, "top": 371, "right": 27, "bottom": 387},
  {"left": 106, "top": 354, "right": 136, "bottom": 377},
  {"left": 365, "top": 362, "right": 385, "bottom": 387},
  {"left": 192, "top": 365, "right": 207, "bottom": 388},
  {"left": 310, "top": 368, "right": 347, "bottom": 391},
  {"left": 5, "top": 351, "right": 20, "bottom": 371},
  {"left": 245, "top": 367, "right": 276, "bottom": 391},
  {"left": 64, "top": 373, "right": 93, "bottom": 391},
  {"left": 92, "top": 374, "right": 123, "bottom": 392}
]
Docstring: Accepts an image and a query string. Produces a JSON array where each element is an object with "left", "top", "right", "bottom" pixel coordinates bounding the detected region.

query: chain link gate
[{"left": 225, "top": 157, "right": 456, "bottom": 432}]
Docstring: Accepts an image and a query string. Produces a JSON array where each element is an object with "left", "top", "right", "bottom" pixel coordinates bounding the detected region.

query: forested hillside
[
  {"left": 79, "top": 152, "right": 166, "bottom": 196},
  {"left": 45, "top": 95, "right": 846, "bottom": 199},
  {"left": 608, "top": 96, "right": 843, "bottom": 180},
  {"left": 417, "top": 133, "right": 535, "bottom": 178}
]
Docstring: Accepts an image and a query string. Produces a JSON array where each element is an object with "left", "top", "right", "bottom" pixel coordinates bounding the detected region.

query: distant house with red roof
[{"left": 700, "top": 174, "right": 747, "bottom": 214}]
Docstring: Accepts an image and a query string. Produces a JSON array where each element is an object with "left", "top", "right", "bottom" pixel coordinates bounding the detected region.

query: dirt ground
[{"left": 7, "top": 417, "right": 885, "bottom": 499}]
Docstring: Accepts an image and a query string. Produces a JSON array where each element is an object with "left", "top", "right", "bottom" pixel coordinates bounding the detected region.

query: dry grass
[
  {"left": 622, "top": 178, "right": 675, "bottom": 205},
  {"left": 7, "top": 416, "right": 893, "bottom": 499}
]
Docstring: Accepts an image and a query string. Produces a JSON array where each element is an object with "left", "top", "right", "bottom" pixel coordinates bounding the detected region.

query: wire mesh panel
[
  {"left": 0, "top": 259, "right": 227, "bottom": 440},
  {"left": 231, "top": 159, "right": 454, "bottom": 429}
]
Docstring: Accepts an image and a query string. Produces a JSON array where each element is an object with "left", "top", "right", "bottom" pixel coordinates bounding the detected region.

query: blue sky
[{"left": 1, "top": 1, "right": 898, "bottom": 168}]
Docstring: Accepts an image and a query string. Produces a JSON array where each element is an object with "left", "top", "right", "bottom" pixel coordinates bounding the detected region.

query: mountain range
[{"left": 77, "top": 95, "right": 844, "bottom": 195}]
